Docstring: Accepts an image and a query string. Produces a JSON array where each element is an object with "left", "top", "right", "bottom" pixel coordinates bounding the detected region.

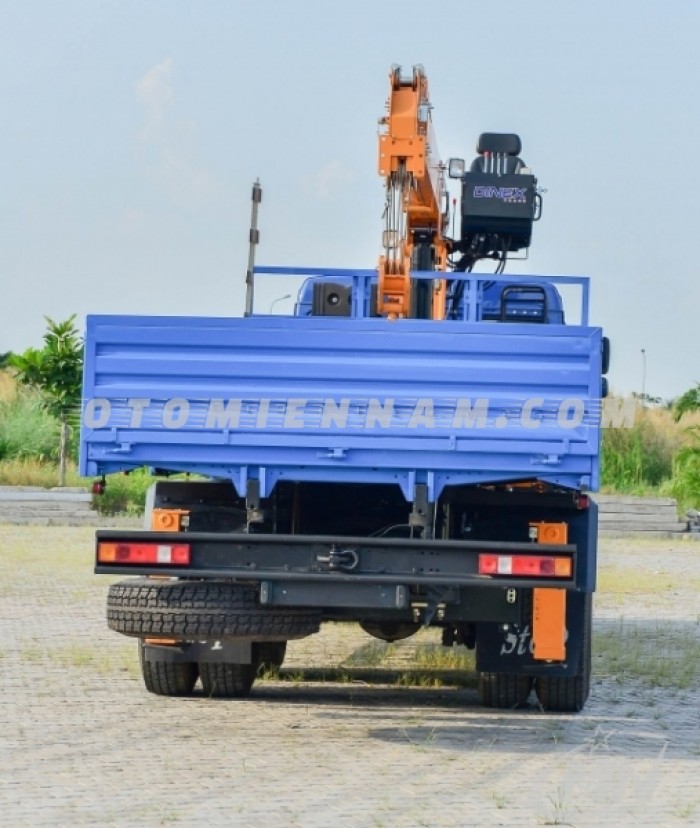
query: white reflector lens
[
  {"left": 157, "top": 545, "right": 172, "bottom": 563},
  {"left": 497, "top": 556, "right": 513, "bottom": 575}
]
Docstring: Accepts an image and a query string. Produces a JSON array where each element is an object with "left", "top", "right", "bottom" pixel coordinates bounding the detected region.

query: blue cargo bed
[{"left": 81, "top": 281, "right": 603, "bottom": 501}]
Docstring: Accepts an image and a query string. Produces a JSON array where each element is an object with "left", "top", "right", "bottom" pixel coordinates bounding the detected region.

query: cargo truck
[{"left": 82, "top": 66, "right": 607, "bottom": 711}]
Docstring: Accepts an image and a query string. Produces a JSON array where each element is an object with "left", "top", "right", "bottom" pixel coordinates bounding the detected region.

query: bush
[
  {"left": 601, "top": 410, "right": 675, "bottom": 492},
  {"left": 93, "top": 469, "right": 156, "bottom": 516},
  {"left": 0, "top": 389, "right": 61, "bottom": 461},
  {"left": 668, "top": 428, "right": 700, "bottom": 511}
]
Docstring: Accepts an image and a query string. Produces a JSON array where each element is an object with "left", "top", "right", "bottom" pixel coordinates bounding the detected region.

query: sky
[{"left": 1, "top": 0, "right": 698, "bottom": 400}]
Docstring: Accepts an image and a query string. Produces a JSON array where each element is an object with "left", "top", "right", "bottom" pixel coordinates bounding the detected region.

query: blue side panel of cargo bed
[{"left": 80, "top": 311, "right": 603, "bottom": 502}]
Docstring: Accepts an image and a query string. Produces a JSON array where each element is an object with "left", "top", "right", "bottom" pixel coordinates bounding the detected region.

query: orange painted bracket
[
  {"left": 533, "top": 588, "right": 567, "bottom": 661},
  {"left": 151, "top": 508, "right": 190, "bottom": 532},
  {"left": 378, "top": 135, "right": 426, "bottom": 177},
  {"left": 529, "top": 521, "right": 568, "bottom": 545}
]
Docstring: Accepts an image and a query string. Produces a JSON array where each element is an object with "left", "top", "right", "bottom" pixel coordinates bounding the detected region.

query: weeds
[
  {"left": 0, "top": 389, "right": 60, "bottom": 461},
  {"left": 490, "top": 792, "right": 507, "bottom": 809},
  {"left": 542, "top": 786, "right": 572, "bottom": 826},
  {"left": 93, "top": 468, "right": 155, "bottom": 516},
  {"left": 18, "top": 640, "right": 140, "bottom": 678},
  {"left": 597, "top": 566, "right": 680, "bottom": 596},
  {"left": 412, "top": 642, "right": 475, "bottom": 671},
  {"left": 601, "top": 408, "right": 675, "bottom": 492},
  {"left": 53, "top": 643, "right": 119, "bottom": 673},
  {"left": 594, "top": 620, "right": 700, "bottom": 690},
  {"left": 672, "top": 800, "right": 699, "bottom": 821},
  {"left": 600, "top": 403, "right": 700, "bottom": 508},
  {"left": 0, "top": 456, "right": 156, "bottom": 515},
  {"left": 669, "top": 427, "right": 700, "bottom": 511},
  {"left": 401, "top": 726, "right": 437, "bottom": 750},
  {"left": 343, "top": 640, "right": 396, "bottom": 667},
  {"left": 0, "top": 457, "right": 83, "bottom": 488}
]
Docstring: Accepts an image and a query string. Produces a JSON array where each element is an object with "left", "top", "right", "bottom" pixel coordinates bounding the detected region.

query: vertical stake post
[{"left": 245, "top": 179, "right": 262, "bottom": 317}]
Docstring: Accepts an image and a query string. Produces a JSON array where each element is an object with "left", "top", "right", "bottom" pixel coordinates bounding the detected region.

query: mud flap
[
  {"left": 532, "top": 587, "right": 566, "bottom": 661},
  {"left": 475, "top": 590, "right": 589, "bottom": 677}
]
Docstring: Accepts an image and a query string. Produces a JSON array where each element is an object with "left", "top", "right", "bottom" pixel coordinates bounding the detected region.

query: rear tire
[
  {"left": 535, "top": 671, "right": 589, "bottom": 713},
  {"left": 478, "top": 672, "right": 532, "bottom": 708},
  {"left": 254, "top": 641, "right": 287, "bottom": 671},
  {"left": 200, "top": 662, "right": 256, "bottom": 698},
  {"left": 139, "top": 641, "right": 198, "bottom": 697}
]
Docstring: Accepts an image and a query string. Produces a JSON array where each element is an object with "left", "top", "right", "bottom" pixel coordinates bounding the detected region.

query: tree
[
  {"left": 9, "top": 316, "right": 83, "bottom": 486},
  {"left": 673, "top": 383, "right": 700, "bottom": 422}
]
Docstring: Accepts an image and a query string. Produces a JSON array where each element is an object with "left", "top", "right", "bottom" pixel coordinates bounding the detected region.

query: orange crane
[{"left": 377, "top": 64, "right": 448, "bottom": 319}]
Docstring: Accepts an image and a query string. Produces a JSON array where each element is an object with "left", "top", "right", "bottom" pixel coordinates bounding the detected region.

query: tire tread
[
  {"left": 478, "top": 672, "right": 532, "bottom": 708},
  {"left": 107, "top": 579, "right": 320, "bottom": 641},
  {"left": 200, "top": 662, "right": 255, "bottom": 698},
  {"left": 139, "top": 642, "right": 198, "bottom": 696}
]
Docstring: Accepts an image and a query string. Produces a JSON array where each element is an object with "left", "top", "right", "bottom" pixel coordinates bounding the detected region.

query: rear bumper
[{"left": 95, "top": 530, "right": 583, "bottom": 595}]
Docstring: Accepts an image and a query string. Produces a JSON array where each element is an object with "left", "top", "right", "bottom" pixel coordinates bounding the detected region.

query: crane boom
[{"left": 377, "top": 65, "right": 447, "bottom": 319}]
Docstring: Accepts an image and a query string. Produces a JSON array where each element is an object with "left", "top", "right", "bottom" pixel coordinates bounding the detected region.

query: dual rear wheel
[
  {"left": 476, "top": 671, "right": 589, "bottom": 712},
  {"left": 109, "top": 577, "right": 310, "bottom": 699},
  {"left": 478, "top": 594, "right": 592, "bottom": 713},
  {"left": 139, "top": 640, "right": 289, "bottom": 698}
]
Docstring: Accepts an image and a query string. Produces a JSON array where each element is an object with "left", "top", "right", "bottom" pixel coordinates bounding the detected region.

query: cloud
[
  {"left": 134, "top": 58, "right": 215, "bottom": 205},
  {"left": 135, "top": 58, "right": 174, "bottom": 142},
  {"left": 303, "top": 160, "right": 356, "bottom": 201}
]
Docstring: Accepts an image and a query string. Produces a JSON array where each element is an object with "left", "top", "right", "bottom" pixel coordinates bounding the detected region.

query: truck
[{"left": 82, "top": 65, "right": 607, "bottom": 711}]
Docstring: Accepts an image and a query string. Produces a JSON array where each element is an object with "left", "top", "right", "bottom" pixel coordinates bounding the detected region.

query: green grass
[
  {"left": 322, "top": 621, "right": 700, "bottom": 691},
  {"left": 92, "top": 468, "right": 156, "bottom": 516},
  {"left": 17, "top": 639, "right": 140, "bottom": 679},
  {"left": 601, "top": 411, "right": 675, "bottom": 492},
  {"left": 597, "top": 563, "right": 700, "bottom": 605},
  {"left": 411, "top": 642, "right": 475, "bottom": 670},
  {"left": 52, "top": 642, "right": 140, "bottom": 677},
  {"left": 0, "top": 457, "right": 155, "bottom": 515},
  {"left": 0, "top": 389, "right": 60, "bottom": 461},
  {"left": 274, "top": 633, "right": 478, "bottom": 688},
  {"left": 668, "top": 430, "right": 700, "bottom": 511},
  {"left": 594, "top": 620, "right": 700, "bottom": 690},
  {"left": 0, "top": 457, "right": 83, "bottom": 487},
  {"left": 342, "top": 640, "right": 398, "bottom": 667},
  {"left": 597, "top": 565, "right": 683, "bottom": 596},
  {"left": 600, "top": 404, "right": 700, "bottom": 508}
]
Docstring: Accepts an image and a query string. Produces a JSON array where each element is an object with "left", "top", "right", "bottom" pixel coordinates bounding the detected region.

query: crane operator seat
[
  {"left": 470, "top": 133, "right": 525, "bottom": 175},
  {"left": 460, "top": 132, "right": 537, "bottom": 255}
]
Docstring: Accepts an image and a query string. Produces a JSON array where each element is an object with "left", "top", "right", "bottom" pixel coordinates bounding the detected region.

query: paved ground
[{"left": 1, "top": 527, "right": 699, "bottom": 827}]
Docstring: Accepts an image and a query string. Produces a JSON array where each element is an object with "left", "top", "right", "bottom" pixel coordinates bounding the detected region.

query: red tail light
[
  {"left": 479, "top": 553, "right": 572, "bottom": 578},
  {"left": 97, "top": 542, "right": 190, "bottom": 565}
]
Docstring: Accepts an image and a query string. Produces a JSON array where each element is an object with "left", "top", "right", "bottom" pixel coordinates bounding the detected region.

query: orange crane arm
[{"left": 377, "top": 65, "right": 448, "bottom": 319}]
